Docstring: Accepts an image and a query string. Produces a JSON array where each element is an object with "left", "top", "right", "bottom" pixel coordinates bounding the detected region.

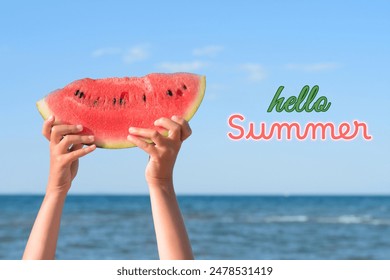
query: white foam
[
  {"left": 337, "top": 215, "right": 366, "bottom": 224},
  {"left": 259, "top": 214, "right": 390, "bottom": 226},
  {"left": 264, "top": 215, "right": 309, "bottom": 223}
]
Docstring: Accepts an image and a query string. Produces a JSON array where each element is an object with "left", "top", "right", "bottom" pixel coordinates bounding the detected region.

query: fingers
[
  {"left": 43, "top": 118, "right": 96, "bottom": 161},
  {"left": 58, "top": 135, "right": 95, "bottom": 153},
  {"left": 154, "top": 116, "right": 192, "bottom": 141},
  {"left": 50, "top": 124, "right": 84, "bottom": 144},
  {"left": 69, "top": 143, "right": 83, "bottom": 152},
  {"left": 171, "top": 116, "right": 192, "bottom": 141},
  {"left": 154, "top": 117, "right": 182, "bottom": 141},
  {"left": 127, "top": 134, "right": 156, "bottom": 154},
  {"left": 128, "top": 127, "right": 164, "bottom": 146},
  {"left": 64, "top": 144, "right": 96, "bottom": 163},
  {"left": 42, "top": 115, "right": 55, "bottom": 141},
  {"left": 128, "top": 116, "right": 192, "bottom": 149}
]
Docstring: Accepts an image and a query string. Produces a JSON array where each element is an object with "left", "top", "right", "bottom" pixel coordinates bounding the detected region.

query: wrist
[
  {"left": 45, "top": 184, "right": 70, "bottom": 201},
  {"left": 46, "top": 190, "right": 67, "bottom": 200},
  {"left": 147, "top": 178, "right": 175, "bottom": 194},
  {"left": 42, "top": 191, "right": 67, "bottom": 211}
]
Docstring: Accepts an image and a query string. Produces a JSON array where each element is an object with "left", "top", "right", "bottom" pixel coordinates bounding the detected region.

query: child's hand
[
  {"left": 23, "top": 117, "right": 96, "bottom": 260},
  {"left": 127, "top": 116, "right": 192, "bottom": 188},
  {"left": 42, "top": 116, "right": 96, "bottom": 196},
  {"left": 128, "top": 116, "right": 194, "bottom": 259}
]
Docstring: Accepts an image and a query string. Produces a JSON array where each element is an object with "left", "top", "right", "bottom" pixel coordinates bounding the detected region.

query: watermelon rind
[
  {"left": 36, "top": 74, "right": 206, "bottom": 149},
  {"left": 184, "top": 75, "right": 206, "bottom": 122},
  {"left": 36, "top": 97, "right": 52, "bottom": 121}
]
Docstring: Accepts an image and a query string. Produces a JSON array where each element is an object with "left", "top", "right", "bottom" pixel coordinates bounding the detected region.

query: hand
[
  {"left": 23, "top": 117, "right": 96, "bottom": 260},
  {"left": 127, "top": 116, "right": 192, "bottom": 188},
  {"left": 128, "top": 116, "right": 194, "bottom": 259},
  {"left": 42, "top": 116, "right": 96, "bottom": 196}
]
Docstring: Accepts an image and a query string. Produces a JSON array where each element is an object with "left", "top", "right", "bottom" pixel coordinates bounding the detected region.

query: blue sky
[{"left": 0, "top": 0, "right": 389, "bottom": 194}]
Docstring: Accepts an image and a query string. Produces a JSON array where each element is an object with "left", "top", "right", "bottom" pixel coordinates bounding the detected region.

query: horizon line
[{"left": 1, "top": 193, "right": 390, "bottom": 197}]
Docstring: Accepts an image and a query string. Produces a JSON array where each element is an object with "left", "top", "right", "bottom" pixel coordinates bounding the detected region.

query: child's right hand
[
  {"left": 23, "top": 117, "right": 96, "bottom": 260},
  {"left": 42, "top": 116, "right": 96, "bottom": 196}
]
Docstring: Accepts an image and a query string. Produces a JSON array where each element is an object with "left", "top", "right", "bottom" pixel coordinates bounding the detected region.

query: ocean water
[{"left": 1, "top": 195, "right": 390, "bottom": 260}]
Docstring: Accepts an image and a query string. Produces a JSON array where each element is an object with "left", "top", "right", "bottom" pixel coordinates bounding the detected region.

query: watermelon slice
[{"left": 37, "top": 73, "right": 206, "bottom": 149}]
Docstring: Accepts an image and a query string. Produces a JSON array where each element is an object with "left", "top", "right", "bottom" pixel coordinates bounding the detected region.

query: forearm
[
  {"left": 22, "top": 191, "right": 66, "bottom": 260},
  {"left": 149, "top": 182, "right": 193, "bottom": 260}
]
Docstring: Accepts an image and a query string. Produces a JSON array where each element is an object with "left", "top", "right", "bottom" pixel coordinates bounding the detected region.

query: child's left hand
[
  {"left": 127, "top": 116, "right": 194, "bottom": 259},
  {"left": 127, "top": 116, "right": 192, "bottom": 189}
]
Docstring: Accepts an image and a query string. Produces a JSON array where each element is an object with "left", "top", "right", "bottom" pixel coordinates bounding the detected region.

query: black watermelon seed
[
  {"left": 143, "top": 94, "right": 146, "bottom": 102},
  {"left": 74, "top": 90, "right": 80, "bottom": 96},
  {"left": 166, "top": 89, "right": 173, "bottom": 96},
  {"left": 79, "top": 92, "right": 85, "bottom": 98},
  {"left": 182, "top": 84, "right": 187, "bottom": 90},
  {"left": 113, "top": 98, "right": 116, "bottom": 105},
  {"left": 119, "top": 98, "right": 124, "bottom": 105}
]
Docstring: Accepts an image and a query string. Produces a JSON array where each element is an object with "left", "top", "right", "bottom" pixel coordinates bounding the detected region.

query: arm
[
  {"left": 128, "top": 116, "right": 194, "bottom": 260},
  {"left": 23, "top": 116, "right": 96, "bottom": 259}
]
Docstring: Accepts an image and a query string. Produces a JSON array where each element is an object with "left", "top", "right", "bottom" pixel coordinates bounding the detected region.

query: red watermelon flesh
[{"left": 37, "top": 73, "right": 206, "bottom": 149}]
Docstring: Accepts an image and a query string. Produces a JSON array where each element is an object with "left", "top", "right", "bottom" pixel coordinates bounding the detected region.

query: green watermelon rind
[
  {"left": 36, "top": 75, "right": 206, "bottom": 149},
  {"left": 183, "top": 75, "right": 206, "bottom": 122}
]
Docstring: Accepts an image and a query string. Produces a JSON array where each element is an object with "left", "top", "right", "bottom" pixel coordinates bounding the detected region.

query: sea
[{"left": 1, "top": 195, "right": 390, "bottom": 260}]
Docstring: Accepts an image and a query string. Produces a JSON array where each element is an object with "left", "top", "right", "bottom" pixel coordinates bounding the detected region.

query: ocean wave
[
  {"left": 264, "top": 215, "right": 309, "bottom": 223},
  {"left": 247, "top": 215, "right": 390, "bottom": 225},
  {"left": 316, "top": 215, "right": 370, "bottom": 224},
  {"left": 316, "top": 215, "right": 390, "bottom": 225}
]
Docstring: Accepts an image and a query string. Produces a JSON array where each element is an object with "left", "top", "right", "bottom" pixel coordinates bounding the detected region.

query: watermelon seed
[
  {"left": 79, "top": 92, "right": 85, "bottom": 98},
  {"left": 166, "top": 89, "right": 173, "bottom": 96},
  {"left": 182, "top": 84, "right": 187, "bottom": 90},
  {"left": 143, "top": 94, "right": 146, "bottom": 102},
  {"left": 93, "top": 100, "right": 98, "bottom": 106},
  {"left": 74, "top": 90, "right": 80, "bottom": 96},
  {"left": 120, "top": 92, "right": 128, "bottom": 105},
  {"left": 113, "top": 98, "right": 117, "bottom": 105}
]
